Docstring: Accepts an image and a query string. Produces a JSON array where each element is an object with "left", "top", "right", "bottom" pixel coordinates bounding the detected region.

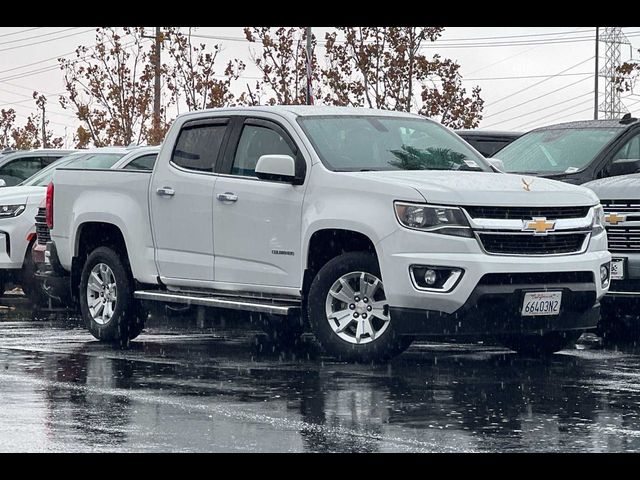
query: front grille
[
  {"left": 606, "top": 226, "right": 640, "bottom": 252},
  {"left": 477, "top": 233, "right": 588, "bottom": 255},
  {"left": 479, "top": 271, "right": 594, "bottom": 285},
  {"left": 464, "top": 205, "right": 590, "bottom": 220},
  {"left": 35, "top": 207, "right": 50, "bottom": 245},
  {"left": 601, "top": 200, "right": 640, "bottom": 212},
  {"left": 601, "top": 200, "right": 640, "bottom": 251}
]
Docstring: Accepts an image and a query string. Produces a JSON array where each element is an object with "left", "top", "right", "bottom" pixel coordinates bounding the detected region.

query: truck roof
[{"left": 176, "top": 105, "right": 425, "bottom": 121}]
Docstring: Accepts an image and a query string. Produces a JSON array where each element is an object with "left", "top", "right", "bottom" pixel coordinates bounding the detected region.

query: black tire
[
  {"left": 597, "top": 302, "right": 639, "bottom": 343},
  {"left": 254, "top": 312, "right": 306, "bottom": 347},
  {"left": 21, "top": 242, "right": 49, "bottom": 307},
  {"left": 502, "top": 331, "right": 582, "bottom": 356},
  {"left": 79, "top": 246, "right": 144, "bottom": 344},
  {"left": 307, "top": 251, "right": 413, "bottom": 362}
]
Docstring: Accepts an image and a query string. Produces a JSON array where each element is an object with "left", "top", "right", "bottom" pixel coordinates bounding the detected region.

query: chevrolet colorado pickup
[
  {"left": 44, "top": 106, "right": 611, "bottom": 361},
  {"left": 584, "top": 174, "right": 640, "bottom": 337}
]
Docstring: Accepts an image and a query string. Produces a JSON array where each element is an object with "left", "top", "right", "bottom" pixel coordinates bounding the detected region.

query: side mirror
[
  {"left": 609, "top": 158, "right": 640, "bottom": 177},
  {"left": 255, "top": 154, "right": 297, "bottom": 183},
  {"left": 487, "top": 158, "right": 505, "bottom": 172},
  {"left": 0, "top": 179, "right": 6, "bottom": 187}
]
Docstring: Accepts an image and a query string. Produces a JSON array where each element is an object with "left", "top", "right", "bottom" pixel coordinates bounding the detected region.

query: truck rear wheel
[
  {"left": 307, "top": 251, "right": 413, "bottom": 362},
  {"left": 79, "top": 246, "right": 144, "bottom": 344},
  {"left": 501, "top": 331, "right": 582, "bottom": 356}
]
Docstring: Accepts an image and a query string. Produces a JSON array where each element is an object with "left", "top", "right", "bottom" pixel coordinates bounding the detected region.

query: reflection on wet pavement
[{"left": 1, "top": 297, "right": 640, "bottom": 452}]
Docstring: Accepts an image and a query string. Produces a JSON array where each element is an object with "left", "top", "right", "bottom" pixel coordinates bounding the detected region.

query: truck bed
[{"left": 50, "top": 168, "right": 159, "bottom": 285}]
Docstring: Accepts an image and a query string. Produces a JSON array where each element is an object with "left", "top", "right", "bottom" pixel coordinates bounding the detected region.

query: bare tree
[
  {"left": 165, "top": 27, "right": 246, "bottom": 111},
  {"left": 58, "top": 27, "right": 162, "bottom": 147}
]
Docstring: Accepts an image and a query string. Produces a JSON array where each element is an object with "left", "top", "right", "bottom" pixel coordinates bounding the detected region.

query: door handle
[
  {"left": 216, "top": 192, "right": 238, "bottom": 203},
  {"left": 156, "top": 187, "right": 175, "bottom": 197}
]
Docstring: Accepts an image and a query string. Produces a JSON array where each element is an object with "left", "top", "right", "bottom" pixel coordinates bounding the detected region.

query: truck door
[
  {"left": 150, "top": 118, "right": 228, "bottom": 286},
  {"left": 212, "top": 117, "right": 307, "bottom": 289}
]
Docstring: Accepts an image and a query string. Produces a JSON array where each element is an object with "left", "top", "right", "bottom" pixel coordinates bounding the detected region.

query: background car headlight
[
  {"left": 592, "top": 205, "right": 605, "bottom": 235},
  {"left": 0, "top": 204, "right": 25, "bottom": 218},
  {"left": 394, "top": 202, "right": 472, "bottom": 237}
]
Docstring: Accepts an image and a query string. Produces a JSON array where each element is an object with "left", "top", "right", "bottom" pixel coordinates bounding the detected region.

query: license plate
[
  {"left": 611, "top": 258, "right": 625, "bottom": 280},
  {"left": 521, "top": 291, "right": 562, "bottom": 317}
]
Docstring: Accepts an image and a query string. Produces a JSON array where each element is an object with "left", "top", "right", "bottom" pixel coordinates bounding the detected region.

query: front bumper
[
  {"left": 391, "top": 281, "right": 599, "bottom": 336},
  {"left": 377, "top": 227, "right": 608, "bottom": 336},
  {"left": 605, "top": 252, "right": 640, "bottom": 297}
]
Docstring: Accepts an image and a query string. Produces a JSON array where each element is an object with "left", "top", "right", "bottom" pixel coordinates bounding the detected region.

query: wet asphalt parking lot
[{"left": 1, "top": 293, "right": 640, "bottom": 452}]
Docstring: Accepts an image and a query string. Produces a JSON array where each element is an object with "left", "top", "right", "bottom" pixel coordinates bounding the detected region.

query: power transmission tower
[{"left": 599, "top": 27, "right": 632, "bottom": 119}]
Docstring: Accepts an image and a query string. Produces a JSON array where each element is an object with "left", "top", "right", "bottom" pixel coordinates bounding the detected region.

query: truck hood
[
  {"left": 0, "top": 185, "right": 45, "bottom": 205},
  {"left": 352, "top": 170, "right": 598, "bottom": 206},
  {"left": 583, "top": 174, "right": 640, "bottom": 200}
]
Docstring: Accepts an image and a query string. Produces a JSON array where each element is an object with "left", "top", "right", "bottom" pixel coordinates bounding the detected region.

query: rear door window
[{"left": 172, "top": 122, "right": 228, "bottom": 173}]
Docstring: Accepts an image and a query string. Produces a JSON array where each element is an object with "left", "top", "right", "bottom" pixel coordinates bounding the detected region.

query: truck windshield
[
  {"left": 496, "top": 127, "right": 621, "bottom": 174},
  {"left": 298, "top": 115, "right": 490, "bottom": 172}
]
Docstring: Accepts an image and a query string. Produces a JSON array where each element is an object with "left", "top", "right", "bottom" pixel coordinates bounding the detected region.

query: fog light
[
  {"left": 410, "top": 265, "right": 464, "bottom": 292},
  {"left": 424, "top": 269, "right": 437, "bottom": 286},
  {"left": 600, "top": 263, "right": 610, "bottom": 288}
]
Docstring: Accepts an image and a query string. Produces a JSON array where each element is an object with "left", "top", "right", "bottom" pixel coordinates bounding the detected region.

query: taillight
[{"left": 46, "top": 182, "right": 54, "bottom": 229}]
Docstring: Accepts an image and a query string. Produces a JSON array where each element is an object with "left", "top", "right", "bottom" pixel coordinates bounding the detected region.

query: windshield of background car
[
  {"left": 20, "top": 153, "right": 88, "bottom": 186},
  {"left": 65, "top": 152, "right": 126, "bottom": 170},
  {"left": 497, "top": 127, "right": 622, "bottom": 174},
  {"left": 298, "top": 115, "right": 491, "bottom": 172}
]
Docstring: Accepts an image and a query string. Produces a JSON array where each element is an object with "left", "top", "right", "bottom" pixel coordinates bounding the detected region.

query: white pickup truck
[{"left": 44, "top": 106, "right": 611, "bottom": 361}]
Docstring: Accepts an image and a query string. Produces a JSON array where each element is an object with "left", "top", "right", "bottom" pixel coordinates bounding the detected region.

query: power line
[
  {"left": 511, "top": 96, "right": 604, "bottom": 130},
  {"left": 0, "top": 28, "right": 94, "bottom": 54},
  {"left": 465, "top": 27, "right": 589, "bottom": 77},
  {"left": 0, "top": 27, "right": 80, "bottom": 47},
  {"left": 463, "top": 72, "right": 592, "bottom": 81},
  {"left": 484, "top": 75, "right": 593, "bottom": 119},
  {"left": 437, "top": 28, "right": 596, "bottom": 43},
  {"left": 484, "top": 57, "right": 595, "bottom": 108},
  {"left": 0, "top": 27, "right": 42, "bottom": 39},
  {"left": 482, "top": 91, "right": 594, "bottom": 128}
]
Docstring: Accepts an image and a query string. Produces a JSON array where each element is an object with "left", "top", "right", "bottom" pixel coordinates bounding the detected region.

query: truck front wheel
[
  {"left": 307, "top": 251, "right": 413, "bottom": 362},
  {"left": 79, "top": 246, "right": 144, "bottom": 344}
]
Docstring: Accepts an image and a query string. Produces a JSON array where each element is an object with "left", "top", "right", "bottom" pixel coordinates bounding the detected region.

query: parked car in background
[
  {"left": 455, "top": 129, "right": 522, "bottom": 158},
  {"left": 33, "top": 146, "right": 159, "bottom": 305},
  {"left": 43, "top": 106, "right": 609, "bottom": 361},
  {"left": 0, "top": 146, "right": 158, "bottom": 304},
  {"left": 583, "top": 174, "right": 640, "bottom": 337},
  {"left": 493, "top": 115, "right": 640, "bottom": 184},
  {"left": 0, "top": 149, "right": 76, "bottom": 187}
]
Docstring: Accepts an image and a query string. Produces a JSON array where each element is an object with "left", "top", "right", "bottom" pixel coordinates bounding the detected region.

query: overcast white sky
[{"left": 1, "top": 26, "right": 639, "bottom": 147}]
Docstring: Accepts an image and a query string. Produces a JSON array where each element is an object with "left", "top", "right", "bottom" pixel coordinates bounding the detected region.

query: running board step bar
[{"left": 133, "top": 290, "right": 301, "bottom": 316}]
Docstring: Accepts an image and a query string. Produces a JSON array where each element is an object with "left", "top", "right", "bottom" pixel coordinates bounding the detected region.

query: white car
[
  {"left": 46, "top": 106, "right": 610, "bottom": 360},
  {"left": 0, "top": 146, "right": 159, "bottom": 303},
  {"left": 0, "top": 148, "right": 76, "bottom": 187}
]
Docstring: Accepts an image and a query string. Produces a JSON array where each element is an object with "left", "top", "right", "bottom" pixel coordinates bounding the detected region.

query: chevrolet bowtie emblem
[
  {"left": 523, "top": 217, "right": 556, "bottom": 235},
  {"left": 605, "top": 213, "right": 626, "bottom": 225},
  {"left": 522, "top": 178, "right": 534, "bottom": 191}
]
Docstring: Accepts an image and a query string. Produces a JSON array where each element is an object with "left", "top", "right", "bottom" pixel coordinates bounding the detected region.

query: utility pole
[
  {"left": 143, "top": 27, "right": 164, "bottom": 143},
  {"left": 40, "top": 101, "right": 47, "bottom": 148},
  {"left": 153, "top": 26, "right": 161, "bottom": 137},
  {"left": 305, "top": 27, "right": 313, "bottom": 105},
  {"left": 594, "top": 27, "right": 599, "bottom": 120}
]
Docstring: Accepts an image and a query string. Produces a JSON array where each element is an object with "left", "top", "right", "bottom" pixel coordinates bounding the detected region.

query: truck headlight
[
  {"left": 592, "top": 205, "right": 605, "bottom": 235},
  {"left": 0, "top": 204, "right": 25, "bottom": 218},
  {"left": 394, "top": 202, "right": 472, "bottom": 237}
]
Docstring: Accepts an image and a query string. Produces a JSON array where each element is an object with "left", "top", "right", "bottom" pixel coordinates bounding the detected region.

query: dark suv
[
  {"left": 494, "top": 115, "right": 640, "bottom": 184},
  {"left": 455, "top": 129, "right": 522, "bottom": 158}
]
